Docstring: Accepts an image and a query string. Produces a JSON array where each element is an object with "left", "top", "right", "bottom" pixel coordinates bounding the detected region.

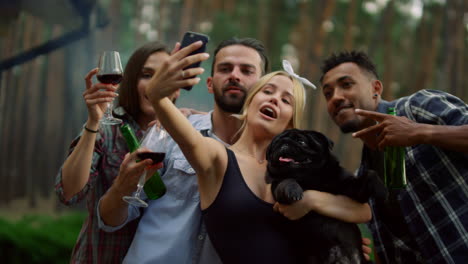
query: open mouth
[{"left": 260, "top": 106, "right": 277, "bottom": 119}]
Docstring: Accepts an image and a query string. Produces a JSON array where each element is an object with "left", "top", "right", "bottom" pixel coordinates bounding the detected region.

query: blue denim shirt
[{"left": 98, "top": 112, "right": 223, "bottom": 264}]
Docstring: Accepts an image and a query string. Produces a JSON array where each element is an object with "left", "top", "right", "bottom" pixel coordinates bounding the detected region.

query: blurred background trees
[
  {"left": 0, "top": 0, "right": 466, "bottom": 261},
  {"left": 0, "top": 0, "right": 466, "bottom": 220}
]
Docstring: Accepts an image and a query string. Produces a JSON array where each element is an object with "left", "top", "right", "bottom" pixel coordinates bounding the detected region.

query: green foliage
[
  {"left": 210, "top": 12, "right": 244, "bottom": 49},
  {"left": 0, "top": 212, "right": 85, "bottom": 264}
]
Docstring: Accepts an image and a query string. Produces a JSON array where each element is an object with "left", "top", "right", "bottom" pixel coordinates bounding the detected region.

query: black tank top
[{"left": 202, "top": 148, "right": 303, "bottom": 264}]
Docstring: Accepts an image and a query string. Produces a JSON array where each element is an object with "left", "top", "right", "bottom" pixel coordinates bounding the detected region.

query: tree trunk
[
  {"left": 0, "top": 16, "right": 21, "bottom": 205},
  {"left": 157, "top": 0, "right": 168, "bottom": 42},
  {"left": 289, "top": 0, "right": 313, "bottom": 78},
  {"left": 43, "top": 25, "right": 66, "bottom": 204},
  {"left": 224, "top": 0, "right": 237, "bottom": 15},
  {"left": 257, "top": 0, "right": 270, "bottom": 49},
  {"left": 23, "top": 15, "right": 46, "bottom": 204},
  {"left": 413, "top": 4, "right": 443, "bottom": 93},
  {"left": 308, "top": 0, "right": 336, "bottom": 132},
  {"left": 179, "top": 0, "right": 195, "bottom": 37},
  {"left": 447, "top": 0, "right": 465, "bottom": 98},
  {"left": 381, "top": 1, "right": 395, "bottom": 100},
  {"left": 343, "top": 0, "right": 358, "bottom": 50}
]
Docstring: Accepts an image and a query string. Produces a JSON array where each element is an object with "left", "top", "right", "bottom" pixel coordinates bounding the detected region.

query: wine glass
[
  {"left": 122, "top": 125, "right": 168, "bottom": 207},
  {"left": 97, "top": 51, "right": 123, "bottom": 125}
]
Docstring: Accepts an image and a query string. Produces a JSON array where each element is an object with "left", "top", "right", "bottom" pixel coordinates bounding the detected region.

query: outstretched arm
[
  {"left": 145, "top": 41, "right": 226, "bottom": 207},
  {"left": 273, "top": 190, "right": 371, "bottom": 223},
  {"left": 353, "top": 109, "right": 468, "bottom": 153}
]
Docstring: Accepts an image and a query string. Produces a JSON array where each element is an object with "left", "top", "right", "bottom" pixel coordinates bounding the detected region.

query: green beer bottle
[
  {"left": 383, "top": 107, "right": 407, "bottom": 189},
  {"left": 120, "top": 124, "right": 166, "bottom": 199}
]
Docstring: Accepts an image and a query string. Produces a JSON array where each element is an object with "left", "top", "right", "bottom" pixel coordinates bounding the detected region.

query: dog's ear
[{"left": 309, "top": 131, "right": 334, "bottom": 151}]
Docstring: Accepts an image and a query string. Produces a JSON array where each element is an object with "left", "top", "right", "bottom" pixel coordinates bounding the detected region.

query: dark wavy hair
[
  {"left": 117, "top": 41, "right": 169, "bottom": 118},
  {"left": 211, "top": 37, "right": 269, "bottom": 76},
  {"left": 320, "top": 50, "right": 379, "bottom": 83}
]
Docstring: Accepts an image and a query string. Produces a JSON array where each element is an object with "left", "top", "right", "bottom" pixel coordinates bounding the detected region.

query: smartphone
[
  {"left": 180, "top": 31, "right": 210, "bottom": 90},
  {"left": 137, "top": 152, "right": 166, "bottom": 164}
]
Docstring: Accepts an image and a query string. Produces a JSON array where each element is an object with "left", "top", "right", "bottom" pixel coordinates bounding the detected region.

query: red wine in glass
[
  {"left": 97, "top": 74, "right": 123, "bottom": 85},
  {"left": 98, "top": 51, "right": 123, "bottom": 125},
  {"left": 137, "top": 152, "right": 166, "bottom": 163}
]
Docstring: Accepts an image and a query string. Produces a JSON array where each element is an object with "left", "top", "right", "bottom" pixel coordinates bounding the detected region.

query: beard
[
  {"left": 338, "top": 118, "right": 361, "bottom": 133},
  {"left": 213, "top": 81, "right": 247, "bottom": 114}
]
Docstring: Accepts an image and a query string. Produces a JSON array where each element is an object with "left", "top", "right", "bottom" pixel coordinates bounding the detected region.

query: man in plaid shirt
[{"left": 320, "top": 50, "right": 468, "bottom": 263}]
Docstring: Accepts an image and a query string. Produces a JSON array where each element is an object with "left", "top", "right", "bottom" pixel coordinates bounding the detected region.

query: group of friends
[{"left": 55, "top": 36, "right": 468, "bottom": 264}]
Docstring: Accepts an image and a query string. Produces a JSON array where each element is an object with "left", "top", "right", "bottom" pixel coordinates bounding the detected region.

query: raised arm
[
  {"left": 145, "top": 42, "right": 226, "bottom": 205},
  {"left": 59, "top": 68, "right": 117, "bottom": 201}
]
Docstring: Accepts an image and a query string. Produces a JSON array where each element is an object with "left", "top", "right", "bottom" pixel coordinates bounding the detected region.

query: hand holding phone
[{"left": 179, "top": 31, "right": 209, "bottom": 90}]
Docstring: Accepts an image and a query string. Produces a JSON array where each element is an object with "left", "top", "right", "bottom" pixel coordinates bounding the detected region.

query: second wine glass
[
  {"left": 122, "top": 125, "right": 168, "bottom": 207},
  {"left": 97, "top": 50, "right": 123, "bottom": 125}
]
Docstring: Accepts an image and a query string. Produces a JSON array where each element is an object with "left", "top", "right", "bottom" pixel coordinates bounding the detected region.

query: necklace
[{"left": 232, "top": 146, "right": 266, "bottom": 164}]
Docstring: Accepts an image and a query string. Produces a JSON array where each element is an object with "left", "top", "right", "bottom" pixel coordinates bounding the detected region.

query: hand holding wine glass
[
  {"left": 122, "top": 125, "right": 168, "bottom": 207},
  {"left": 97, "top": 51, "right": 123, "bottom": 125}
]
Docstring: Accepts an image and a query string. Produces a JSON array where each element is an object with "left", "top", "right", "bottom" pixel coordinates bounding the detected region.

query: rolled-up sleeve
[{"left": 96, "top": 197, "right": 141, "bottom": 232}]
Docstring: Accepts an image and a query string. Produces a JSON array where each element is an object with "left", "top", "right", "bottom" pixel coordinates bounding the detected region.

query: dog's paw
[{"left": 273, "top": 179, "right": 303, "bottom": 204}]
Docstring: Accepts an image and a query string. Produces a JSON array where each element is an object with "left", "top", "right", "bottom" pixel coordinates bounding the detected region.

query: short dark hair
[
  {"left": 117, "top": 41, "right": 169, "bottom": 118},
  {"left": 320, "top": 51, "right": 379, "bottom": 83},
  {"left": 211, "top": 37, "right": 269, "bottom": 76}
]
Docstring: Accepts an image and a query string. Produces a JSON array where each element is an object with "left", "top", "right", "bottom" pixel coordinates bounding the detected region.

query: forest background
[{"left": 0, "top": 0, "right": 466, "bottom": 262}]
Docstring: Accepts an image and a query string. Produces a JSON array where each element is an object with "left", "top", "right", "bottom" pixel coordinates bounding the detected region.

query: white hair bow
[{"left": 282, "top": 60, "right": 316, "bottom": 89}]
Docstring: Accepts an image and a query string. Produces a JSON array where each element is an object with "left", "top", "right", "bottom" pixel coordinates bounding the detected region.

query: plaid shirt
[
  {"left": 358, "top": 90, "right": 468, "bottom": 263},
  {"left": 55, "top": 107, "right": 144, "bottom": 264}
]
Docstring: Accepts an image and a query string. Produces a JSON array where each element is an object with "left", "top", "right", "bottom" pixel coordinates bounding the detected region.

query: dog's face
[{"left": 266, "top": 129, "right": 334, "bottom": 182}]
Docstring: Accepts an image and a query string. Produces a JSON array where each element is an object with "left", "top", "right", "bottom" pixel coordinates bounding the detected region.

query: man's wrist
[{"left": 415, "top": 123, "right": 432, "bottom": 145}]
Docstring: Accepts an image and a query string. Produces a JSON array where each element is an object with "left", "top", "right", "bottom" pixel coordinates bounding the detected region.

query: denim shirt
[{"left": 98, "top": 112, "right": 223, "bottom": 264}]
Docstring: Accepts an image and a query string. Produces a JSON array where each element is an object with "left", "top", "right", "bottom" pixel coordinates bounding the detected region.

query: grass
[{"left": 0, "top": 212, "right": 85, "bottom": 264}]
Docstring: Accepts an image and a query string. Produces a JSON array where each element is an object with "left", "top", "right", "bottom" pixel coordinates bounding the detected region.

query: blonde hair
[{"left": 233, "top": 71, "right": 306, "bottom": 135}]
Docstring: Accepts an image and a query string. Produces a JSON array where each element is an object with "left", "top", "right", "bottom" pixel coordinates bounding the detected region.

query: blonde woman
[{"left": 145, "top": 42, "right": 371, "bottom": 263}]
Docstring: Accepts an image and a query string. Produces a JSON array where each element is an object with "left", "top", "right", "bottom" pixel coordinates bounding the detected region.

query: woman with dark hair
[{"left": 55, "top": 41, "right": 180, "bottom": 263}]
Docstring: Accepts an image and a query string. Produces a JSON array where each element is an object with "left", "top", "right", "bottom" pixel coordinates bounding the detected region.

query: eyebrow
[
  {"left": 322, "top": 75, "right": 353, "bottom": 89},
  {"left": 217, "top": 62, "right": 256, "bottom": 69},
  {"left": 264, "top": 83, "right": 295, "bottom": 98},
  {"left": 337, "top": 75, "right": 353, "bottom": 82},
  {"left": 141, "top": 67, "right": 154, "bottom": 72}
]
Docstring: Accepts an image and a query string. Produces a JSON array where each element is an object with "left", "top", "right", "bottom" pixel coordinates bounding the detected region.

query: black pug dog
[{"left": 266, "top": 129, "right": 387, "bottom": 264}]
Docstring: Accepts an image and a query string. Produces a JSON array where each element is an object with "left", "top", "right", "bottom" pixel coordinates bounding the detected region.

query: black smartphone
[
  {"left": 180, "top": 31, "right": 209, "bottom": 90},
  {"left": 137, "top": 152, "right": 166, "bottom": 164}
]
